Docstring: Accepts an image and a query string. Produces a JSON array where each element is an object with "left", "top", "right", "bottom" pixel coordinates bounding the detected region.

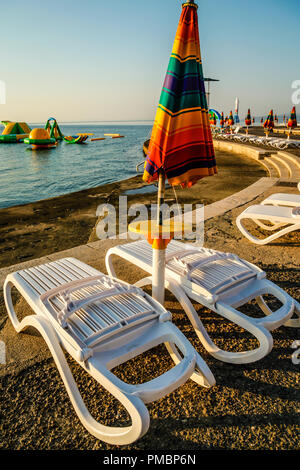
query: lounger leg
[
  {"left": 165, "top": 279, "right": 273, "bottom": 364},
  {"left": 256, "top": 293, "right": 300, "bottom": 329},
  {"left": 252, "top": 219, "right": 288, "bottom": 231},
  {"left": 286, "top": 300, "right": 300, "bottom": 328},
  {"left": 106, "top": 252, "right": 274, "bottom": 363},
  {"left": 4, "top": 280, "right": 150, "bottom": 445},
  {"left": 134, "top": 277, "right": 215, "bottom": 387},
  {"left": 105, "top": 251, "right": 118, "bottom": 278}
]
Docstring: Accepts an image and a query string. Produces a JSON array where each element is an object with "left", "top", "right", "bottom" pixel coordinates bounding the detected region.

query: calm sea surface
[{"left": 0, "top": 124, "right": 152, "bottom": 209}]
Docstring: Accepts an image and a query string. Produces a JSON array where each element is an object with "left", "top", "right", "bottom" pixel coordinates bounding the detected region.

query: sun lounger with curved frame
[
  {"left": 236, "top": 204, "right": 300, "bottom": 245},
  {"left": 106, "top": 240, "right": 299, "bottom": 364},
  {"left": 4, "top": 257, "right": 215, "bottom": 445}
]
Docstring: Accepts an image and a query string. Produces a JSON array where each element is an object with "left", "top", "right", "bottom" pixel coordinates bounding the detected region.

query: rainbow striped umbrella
[
  {"left": 245, "top": 108, "right": 251, "bottom": 134},
  {"left": 288, "top": 106, "right": 297, "bottom": 129},
  {"left": 220, "top": 112, "right": 225, "bottom": 128},
  {"left": 143, "top": 1, "right": 217, "bottom": 189},
  {"left": 245, "top": 109, "right": 252, "bottom": 126},
  {"left": 263, "top": 109, "right": 274, "bottom": 131},
  {"left": 228, "top": 111, "right": 234, "bottom": 127},
  {"left": 210, "top": 114, "right": 217, "bottom": 126},
  {"left": 140, "top": 0, "right": 217, "bottom": 303}
]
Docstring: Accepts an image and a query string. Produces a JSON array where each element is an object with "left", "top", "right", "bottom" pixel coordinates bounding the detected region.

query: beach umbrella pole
[
  {"left": 140, "top": 0, "right": 217, "bottom": 305},
  {"left": 152, "top": 170, "right": 166, "bottom": 304}
]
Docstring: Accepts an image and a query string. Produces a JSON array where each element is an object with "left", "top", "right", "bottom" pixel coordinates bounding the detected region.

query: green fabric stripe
[
  {"left": 159, "top": 89, "right": 205, "bottom": 114},
  {"left": 167, "top": 57, "right": 201, "bottom": 76}
]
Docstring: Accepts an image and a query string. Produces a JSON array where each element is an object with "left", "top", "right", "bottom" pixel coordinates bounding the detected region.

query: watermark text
[
  {"left": 95, "top": 196, "right": 204, "bottom": 244},
  {"left": 0, "top": 341, "right": 6, "bottom": 364},
  {"left": 0, "top": 80, "right": 6, "bottom": 104},
  {"left": 291, "top": 80, "right": 300, "bottom": 105}
]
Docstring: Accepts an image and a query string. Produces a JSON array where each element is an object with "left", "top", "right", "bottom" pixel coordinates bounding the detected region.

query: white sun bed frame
[
  {"left": 236, "top": 204, "right": 300, "bottom": 245},
  {"left": 105, "top": 240, "right": 299, "bottom": 365},
  {"left": 4, "top": 257, "right": 215, "bottom": 446}
]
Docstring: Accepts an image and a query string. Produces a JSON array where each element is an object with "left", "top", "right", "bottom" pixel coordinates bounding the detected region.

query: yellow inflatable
[
  {"left": 0, "top": 121, "right": 31, "bottom": 143},
  {"left": 24, "top": 128, "right": 57, "bottom": 149}
]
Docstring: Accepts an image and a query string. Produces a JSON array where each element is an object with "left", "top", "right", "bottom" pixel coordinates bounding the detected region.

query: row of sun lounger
[{"left": 212, "top": 128, "right": 300, "bottom": 150}]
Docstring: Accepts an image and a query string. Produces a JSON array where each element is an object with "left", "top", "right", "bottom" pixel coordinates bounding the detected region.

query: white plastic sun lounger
[
  {"left": 283, "top": 139, "right": 300, "bottom": 149},
  {"left": 106, "top": 240, "right": 299, "bottom": 364},
  {"left": 236, "top": 204, "right": 300, "bottom": 245},
  {"left": 4, "top": 257, "right": 215, "bottom": 445}
]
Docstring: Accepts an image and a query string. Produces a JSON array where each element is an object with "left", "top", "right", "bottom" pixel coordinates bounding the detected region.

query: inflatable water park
[
  {"left": 0, "top": 121, "right": 31, "bottom": 143},
  {"left": 63, "top": 133, "right": 93, "bottom": 144},
  {"left": 0, "top": 118, "right": 126, "bottom": 149}
]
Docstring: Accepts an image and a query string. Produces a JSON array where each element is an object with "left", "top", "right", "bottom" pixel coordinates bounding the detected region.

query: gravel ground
[{"left": 0, "top": 270, "right": 299, "bottom": 451}]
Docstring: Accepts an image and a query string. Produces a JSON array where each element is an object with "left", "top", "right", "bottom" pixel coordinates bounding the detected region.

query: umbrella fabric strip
[
  {"left": 264, "top": 110, "right": 275, "bottom": 130},
  {"left": 143, "top": 2, "right": 217, "bottom": 188},
  {"left": 288, "top": 106, "right": 297, "bottom": 129}
]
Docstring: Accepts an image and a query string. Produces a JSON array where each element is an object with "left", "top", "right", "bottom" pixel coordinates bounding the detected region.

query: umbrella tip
[{"left": 182, "top": 0, "right": 198, "bottom": 8}]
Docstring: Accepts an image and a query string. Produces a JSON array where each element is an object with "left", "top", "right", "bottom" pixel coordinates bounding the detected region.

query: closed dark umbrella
[
  {"left": 245, "top": 108, "right": 252, "bottom": 134},
  {"left": 263, "top": 109, "right": 274, "bottom": 136},
  {"left": 287, "top": 106, "right": 297, "bottom": 139}
]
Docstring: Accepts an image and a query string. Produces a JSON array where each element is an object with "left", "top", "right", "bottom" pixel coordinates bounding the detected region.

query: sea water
[{"left": 0, "top": 123, "right": 152, "bottom": 209}]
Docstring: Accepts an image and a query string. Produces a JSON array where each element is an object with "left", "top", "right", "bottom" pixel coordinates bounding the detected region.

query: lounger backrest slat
[
  {"left": 18, "top": 268, "right": 97, "bottom": 340},
  {"left": 169, "top": 256, "right": 256, "bottom": 295},
  {"left": 28, "top": 266, "right": 108, "bottom": 337},
  {"left": 50, "top": 288, "right": 135, "bottom": 337},
  {"left": 85, "top": 308, "right": 158, "bottom": 348},
  {"left": 117, "top": 240, "right": 259, "bottom": 298},
  {"left": 34, "top": 265, "right": 134, "bottom": 335},
  {"left": 50, "top": 261, "right": 93, "bottom": 282},
  {"left": 57, "top": 258, "right": 100, "bottom": 278},
  {"left": 19, "top": 270, "right": 51, "bottom": 295},
  {"left": 21, "top": 260, "right": 160, "bottom": 350}
]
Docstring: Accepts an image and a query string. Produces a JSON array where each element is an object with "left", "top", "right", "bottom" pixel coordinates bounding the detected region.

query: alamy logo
[
  {"left": 291, "top": 80, "right": 300, "bottom": 105},
  {"left": 95, "top": 197, "right": 204, "bottom": 244},
  {"left": 0, "top": 341, "right": 6, "bottom": 364},
  {"left": 0, "top": 80, "right": 6, "bottom": 104},
  {"left": 291, "top": 340, "right": 300, "bottom": 365}
]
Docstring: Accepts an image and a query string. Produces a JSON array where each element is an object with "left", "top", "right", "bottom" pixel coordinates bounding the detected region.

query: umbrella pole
[{"left": 152, "top": 170, "right": 166, "bottom": 305}]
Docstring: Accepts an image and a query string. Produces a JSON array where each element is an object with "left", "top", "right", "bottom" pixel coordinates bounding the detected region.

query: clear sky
[{"left": 1, "top": 0, "right": 299, "bottom": 122}]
